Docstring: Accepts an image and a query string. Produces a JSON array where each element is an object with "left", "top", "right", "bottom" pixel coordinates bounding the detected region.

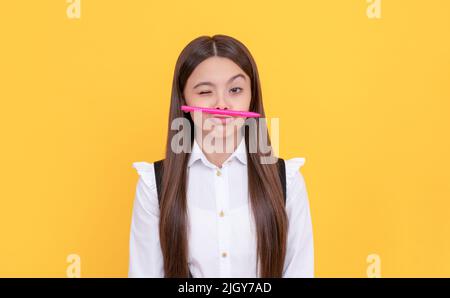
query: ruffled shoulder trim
[
  {"left": 284, "top": 157, "right": 306, "bottom": 189},
  {"left": 132, "top": 161, "right": 157, "bottom": 192}
]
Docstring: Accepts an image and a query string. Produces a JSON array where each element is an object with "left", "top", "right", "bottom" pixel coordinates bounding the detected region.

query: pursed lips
[{"left": 209, "top": 115, "right": 234, "bottom": 124}]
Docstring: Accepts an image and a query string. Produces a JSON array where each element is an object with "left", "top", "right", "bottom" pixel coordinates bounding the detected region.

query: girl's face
[{"left": 183, "top": 56, "right": 252, "bottom": 141}]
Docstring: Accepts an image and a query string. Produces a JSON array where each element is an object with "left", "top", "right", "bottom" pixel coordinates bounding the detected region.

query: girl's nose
[{"left": 214, "top": 95, "right": 229, "bottom": 110}]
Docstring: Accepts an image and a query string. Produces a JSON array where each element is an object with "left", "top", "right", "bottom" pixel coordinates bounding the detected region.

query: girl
[{"left": 128, "top": 34, "right": 314, "bottom": 278}]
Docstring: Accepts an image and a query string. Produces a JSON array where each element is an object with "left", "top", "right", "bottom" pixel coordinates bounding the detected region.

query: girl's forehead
[
  {"left": 188, "top": 59, "right": 249, "bottom": 85},
  {"left": 193, "top": 57, "right": 244, "bottom": 74}
]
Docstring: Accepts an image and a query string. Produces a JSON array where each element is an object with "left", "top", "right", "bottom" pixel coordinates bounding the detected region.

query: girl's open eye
[{"left": 230, "top": 87, "right": 243, "bottom": 94}]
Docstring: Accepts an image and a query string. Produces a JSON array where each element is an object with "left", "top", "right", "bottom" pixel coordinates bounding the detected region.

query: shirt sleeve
[
  {"left": 282, "top": 157, "right": 314, "bottom": 278},
  {"left": 128, "top": 161, "right": 164, "bottom": 278}
]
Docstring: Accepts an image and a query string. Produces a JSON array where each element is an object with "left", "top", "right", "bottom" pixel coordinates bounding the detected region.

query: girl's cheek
[{"left": 188, "top": 112, "right": 199, "bottom": 128}]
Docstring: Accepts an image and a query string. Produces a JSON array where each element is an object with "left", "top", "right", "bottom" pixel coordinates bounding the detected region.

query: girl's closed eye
[{"left": 198, "top": 90, "right": 212, "bottom": 95}]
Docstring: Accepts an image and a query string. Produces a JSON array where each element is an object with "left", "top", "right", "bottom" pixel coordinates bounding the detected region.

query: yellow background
[{"left": 0, "top": 0, "right": 449, "bottom": 277}]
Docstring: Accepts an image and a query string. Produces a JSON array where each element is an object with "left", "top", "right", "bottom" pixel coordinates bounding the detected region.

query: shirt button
[
  {"left": 216, "top": 169, "right": 222, "bottom": 176},
  {"left": 219, "top": 210, "right": 224, "bottom": 217},
  {"left": 222, "top": 252, "right": 227, "bottom": 258}
]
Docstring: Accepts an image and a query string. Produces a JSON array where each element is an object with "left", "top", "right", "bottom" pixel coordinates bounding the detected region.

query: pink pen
[{"left": 181, "top": 105, "right": 261, "bottom": 118}]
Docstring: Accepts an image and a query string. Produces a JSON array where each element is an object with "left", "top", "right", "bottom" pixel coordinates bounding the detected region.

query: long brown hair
[{"left": 159, "top": 34, "right": 287, "bottom": 277}]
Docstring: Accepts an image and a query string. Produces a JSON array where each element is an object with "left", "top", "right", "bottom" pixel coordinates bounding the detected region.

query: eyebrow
[{"left": 193, "top": 73, "right": 246, "bottom": 89}]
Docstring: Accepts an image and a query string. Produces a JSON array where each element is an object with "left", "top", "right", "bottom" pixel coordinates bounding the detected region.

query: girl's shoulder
[
  {"left": 284, "top": 157, "right": 306, "bottom": 188},
  {"left": 132, "top": 161, "right": 157, "bottom": 191}
]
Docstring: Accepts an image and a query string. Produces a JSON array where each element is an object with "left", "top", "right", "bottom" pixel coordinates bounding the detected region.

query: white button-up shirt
[{"left": 129, "top": 138, "right": 314, "bottom": 278}]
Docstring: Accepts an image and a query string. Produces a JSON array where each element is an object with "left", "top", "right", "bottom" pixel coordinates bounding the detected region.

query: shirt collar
[{"left": 188, "top": 137, "right": 247, "bottom": 168}]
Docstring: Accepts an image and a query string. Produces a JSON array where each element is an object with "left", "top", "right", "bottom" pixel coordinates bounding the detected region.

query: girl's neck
[{"left": 195, "top": 133, "right": 243, "bottom": 168}]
